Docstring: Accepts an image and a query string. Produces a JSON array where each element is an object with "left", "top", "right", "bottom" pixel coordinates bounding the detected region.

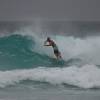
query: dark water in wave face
[{"left": 0, "top": 34, "right": 66, "bottom": 70}]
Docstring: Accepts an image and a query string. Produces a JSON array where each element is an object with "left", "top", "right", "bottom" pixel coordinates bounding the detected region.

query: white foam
[
  {"left": 0, "top": 64, "right": 100, "bottom": 88},
  {"left": 32, "top": 35, "right": 100, "bottom": 65},
  {"left": 55, "top": 36, "right": 100, "bottom": 64}
]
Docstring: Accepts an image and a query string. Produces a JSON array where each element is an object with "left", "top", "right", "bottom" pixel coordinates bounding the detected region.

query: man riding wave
[{"left": 44, "top": 37, "right": 62, "bottom": 59}]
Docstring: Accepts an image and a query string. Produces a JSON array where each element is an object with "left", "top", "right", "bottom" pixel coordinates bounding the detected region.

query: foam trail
[{"left": 0, "top": 64, "right": 100, "bottom": 88}]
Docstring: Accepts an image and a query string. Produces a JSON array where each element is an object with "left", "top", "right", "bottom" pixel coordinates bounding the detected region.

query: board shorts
[
  {"left": 53, "top": 45, "right": 61, "bottom": 55},
  {"left": 54, "top": 49, "right": 59, "bottom": 54}
]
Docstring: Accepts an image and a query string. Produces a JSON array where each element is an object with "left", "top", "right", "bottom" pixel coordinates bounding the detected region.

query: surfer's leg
[
  {"left": 58, "top": 53, "right": 62, "bottom": 59},
  {"left": 57, "top": 52, "right": 62, "bottom": 59},
  {"left": 54, "top": 50, "right": 58, "bottom": 59},
  {"left": 54, "top": 50, "right": 62, "bottom": 59}
]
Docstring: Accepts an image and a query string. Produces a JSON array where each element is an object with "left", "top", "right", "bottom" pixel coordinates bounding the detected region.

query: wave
[
  {"left": 15, "top": 29, "right": 100, "bottom": 65},
  {"left": 0, "top": 64, "right": 100, "bottom": 89},
  {"left": 0, "top": 31, "right": 100, "bottom": 69},
  {"left": 0, "top": 30, "right": 100, "bottom": 89},
  {"left": 13, "top": 29, "right": 100, "bottom": 65}
]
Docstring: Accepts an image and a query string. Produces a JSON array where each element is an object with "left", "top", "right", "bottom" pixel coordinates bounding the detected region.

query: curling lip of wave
[{"left": 0, "top": 64, "right": 100, "bottom": 89}]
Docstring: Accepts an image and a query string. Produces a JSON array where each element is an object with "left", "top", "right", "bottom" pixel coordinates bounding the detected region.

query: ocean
[{"left": 0, "top": 21, "right": 100, "bottom": 100}]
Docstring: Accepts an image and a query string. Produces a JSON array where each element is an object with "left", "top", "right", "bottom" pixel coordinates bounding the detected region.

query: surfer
[{"left": 44, "top": 37, "right": 62, "bottom": 59}]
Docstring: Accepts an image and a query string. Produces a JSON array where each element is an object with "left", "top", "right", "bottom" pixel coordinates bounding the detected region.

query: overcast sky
[{"left": 0, "top": 0, "right": 100, "bottom": 21}]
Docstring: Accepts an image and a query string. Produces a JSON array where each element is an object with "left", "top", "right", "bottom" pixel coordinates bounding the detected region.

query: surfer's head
[{"left": 47, "top": 37, "right": 51, "bottom": 42}]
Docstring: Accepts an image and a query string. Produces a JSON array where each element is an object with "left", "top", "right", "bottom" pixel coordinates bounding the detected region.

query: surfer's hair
[{"left": 47, "top": 37, "right": 51, "bottom": 41}]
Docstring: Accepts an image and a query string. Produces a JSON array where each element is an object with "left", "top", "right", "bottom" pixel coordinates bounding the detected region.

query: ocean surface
[{"left": 0, "top": 22, "right": 100, "bottom": 100}]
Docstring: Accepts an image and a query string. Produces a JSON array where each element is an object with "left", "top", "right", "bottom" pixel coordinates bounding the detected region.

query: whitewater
[{"left": 0, "top": 64, "right": 100, "bottom": 89}]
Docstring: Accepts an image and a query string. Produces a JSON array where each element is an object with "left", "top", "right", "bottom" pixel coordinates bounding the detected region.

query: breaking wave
[{"left": 0, "top": 64, "right": 100, "bottom": 89}]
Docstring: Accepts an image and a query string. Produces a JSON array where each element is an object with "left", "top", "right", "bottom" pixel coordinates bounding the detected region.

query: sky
[{"left": 0, "top": 0, "right": 100, "bottom": 21}]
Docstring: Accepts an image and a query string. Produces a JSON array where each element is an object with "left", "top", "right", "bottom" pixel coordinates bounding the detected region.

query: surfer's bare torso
[{"left": 44, "top": 37, "right": 62, "bottom": 59}]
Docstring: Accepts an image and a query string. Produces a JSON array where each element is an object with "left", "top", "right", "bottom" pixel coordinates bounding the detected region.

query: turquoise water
[{"left": 0, "top": 34, "right": 66, "bottom": 70}]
